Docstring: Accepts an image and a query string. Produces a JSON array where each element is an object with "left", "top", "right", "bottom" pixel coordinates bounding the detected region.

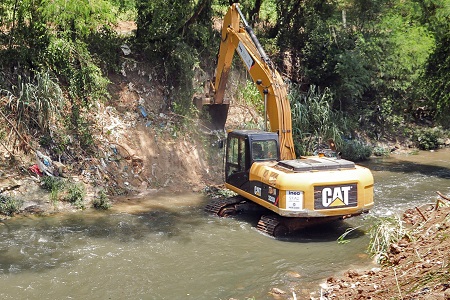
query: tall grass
[
  {"left": 289, "top": 85, "right": 348, "bottom": 155},
  {"left": 0, "top": 195, "right": 23, "bottom": 216},
  {"left": 367, "top": 215, "right": 410, "bottom": 264},
  {"left": 2, "top": 72, "right": 64, "bottom": 132}
]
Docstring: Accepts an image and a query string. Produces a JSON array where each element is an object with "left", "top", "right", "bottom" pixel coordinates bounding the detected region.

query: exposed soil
[{"left": 312, "top": 199, "right": 450, "bottom": 300}]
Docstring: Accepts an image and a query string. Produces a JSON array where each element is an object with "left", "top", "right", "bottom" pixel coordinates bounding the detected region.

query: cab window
[{"left": 252, "top": 140, "right": 278, "bottom": 161}]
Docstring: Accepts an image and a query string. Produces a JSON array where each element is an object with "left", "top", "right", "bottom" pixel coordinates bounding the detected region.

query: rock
[
  {"left": 22, "top": 205, "right": 45, "bottom": 215},
  {"left": 270, "top": 287, "right": 286, "bottom": 295},
  {"left": 0, "top": 178, "right": 21, "bottom": 193}
]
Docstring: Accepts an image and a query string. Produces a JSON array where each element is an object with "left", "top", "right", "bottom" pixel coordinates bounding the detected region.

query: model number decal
[{"left": 286, "top": 190, "right": 303, "bottom": 211}]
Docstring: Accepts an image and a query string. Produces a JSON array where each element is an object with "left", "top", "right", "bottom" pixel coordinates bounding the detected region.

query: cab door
[{"left": 225, "top": 134, "right": 249, "bottom": 187}]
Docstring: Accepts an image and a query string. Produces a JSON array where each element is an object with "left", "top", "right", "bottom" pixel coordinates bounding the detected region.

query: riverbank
[{"left": 312, "top": 197, "right": 450, "bottom": 300}]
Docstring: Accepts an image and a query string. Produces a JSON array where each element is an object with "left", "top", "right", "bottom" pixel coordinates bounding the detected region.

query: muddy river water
[{"left": 0, "top": 149, "right": 449, "bottom": 299}]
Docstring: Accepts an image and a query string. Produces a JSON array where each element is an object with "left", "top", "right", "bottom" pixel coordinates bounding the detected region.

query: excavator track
[
  {"left": 257, "top": 215, "right": 289, "bottom": 237},
  {"left": 204, "top": 196, "right": 244, "bottom": 217}
]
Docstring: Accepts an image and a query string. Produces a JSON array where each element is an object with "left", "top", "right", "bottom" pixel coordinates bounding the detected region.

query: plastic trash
[{"left": 137, "top": 105, "right": 148, "bottom": 118}]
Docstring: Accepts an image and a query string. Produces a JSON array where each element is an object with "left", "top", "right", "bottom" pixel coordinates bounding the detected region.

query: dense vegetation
[{"left": 0, "top": 0, "right": 449, "bottom": 161}]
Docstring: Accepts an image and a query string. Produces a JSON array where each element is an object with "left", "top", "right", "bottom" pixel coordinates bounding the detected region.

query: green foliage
[
  {"left": 136, "top": 0, "right": 215, "bottom": 117},
  {"left": 412, "top": 126, "right": 445, "bottom": 150},
  {"left": 46, "top": 38, "right": 110, "bottom": 106},
  {"left": 65, "top": 183, "right": 86, "bottom": 209},
  {"left": 40, "top": 176, "right": 65, "bottom": 204},
  {"left": 289, "top": 85, "right": 348, "bottom": 156},
  {"left": 0, "top": 195, "right": 23, "bottom": 216},
  {"left": 40, "top": 177, "right": 86, "bottom": 209},
  {"left": 373, "top": 146, "right": 391, "bottom": 157},
  {"left": 93, "top": 190, "right": 111, "bottom": 210},
  {"left": 0, "top": 0, "right": 127, "bottom": 160},
  {"left": 238, "top": 80, "right": 263, "bottom": 114},
  {"left": 40, "top": 176, "right": 65, "bottom": 192},
  {"left": 1, "top": 71, "right": 64, "bottom": 132},
  {"left": 40, "top": 0, "right": 117, "bottom": 40},
  {"left": 339, "top": 139, "right": 373, "bottom": 161},
  {"left": 421, "top": 35, "right": 450, "bottom": 126}
]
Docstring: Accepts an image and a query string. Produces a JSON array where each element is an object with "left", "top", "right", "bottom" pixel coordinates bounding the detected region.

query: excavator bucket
[
  {"left": 193, "top": 80, "right": 229, "bottom": 131},
  {"left": 203, "top": 104, "right": 229, "bottom": 131}
]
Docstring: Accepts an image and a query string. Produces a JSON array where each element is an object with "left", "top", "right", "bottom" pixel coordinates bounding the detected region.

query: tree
[
  {"left": 135, "top": 0, "right": 215, "bottom": 114},
  {"left": 416, "top": 0, "right": 450, "bottom": 126}
]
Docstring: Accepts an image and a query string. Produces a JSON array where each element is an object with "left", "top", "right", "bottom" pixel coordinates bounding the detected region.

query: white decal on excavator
[
  {"left": 286, "top": 190, "right": 303, "bottom": 211},
  {"left": 322, "top": 186, "right": 352, "bottom": 207},
  {"left": 237, "top": 41, "right": 254, "bottom": 71}
]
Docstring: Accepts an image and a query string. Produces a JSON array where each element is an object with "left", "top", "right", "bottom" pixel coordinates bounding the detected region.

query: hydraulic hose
[{"left": 235, "top": 4, "right": 269, "bottom": 64}]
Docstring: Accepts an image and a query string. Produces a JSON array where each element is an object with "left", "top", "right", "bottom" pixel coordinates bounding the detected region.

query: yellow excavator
[{"left": 202, "top": 3, "right": 374, "bottom": 236}]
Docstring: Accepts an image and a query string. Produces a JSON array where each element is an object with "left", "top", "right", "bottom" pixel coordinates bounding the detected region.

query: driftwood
[
  {"left": 415, "top": 206, "right": 428, "bottom": 222},
  {"left": 436, "top": 191, "right": 450, "bottom": 202}
]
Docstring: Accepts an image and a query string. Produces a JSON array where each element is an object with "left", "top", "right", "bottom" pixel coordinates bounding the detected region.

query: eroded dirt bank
[{"left": 314, "top": 200, "right": 450, "bottom": 300}]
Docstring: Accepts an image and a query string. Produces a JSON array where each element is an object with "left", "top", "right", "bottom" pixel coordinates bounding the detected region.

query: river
[{"left": 0, "top": 149, "right": 449, "bottom": 299}]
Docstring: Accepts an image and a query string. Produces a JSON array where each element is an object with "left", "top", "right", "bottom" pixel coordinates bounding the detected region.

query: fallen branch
[
  {"left": 436, "top": 191, "right": 450, "bottom": 202},
  {"left": 415, "top": 206, "right": 427, "bottom": 222}
]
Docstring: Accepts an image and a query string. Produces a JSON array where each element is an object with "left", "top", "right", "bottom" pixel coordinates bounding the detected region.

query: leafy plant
[
  {"left": 92, "top": 190, "right": 111, "bottom": 210},
  {"left": 237, "top": 80, "right": 263, "bottom": 114},
  {"left": 65, "top": 183, "right": 86, "bottom": 209},
  {"left": 412, "top": 127, "right": 444, "bottom": 150},
  {"left": 290, "top": 85, "right": 348, "bottom": 156},
  {"left": 2, "top": 71, "right": 64, "bottom": 132},
  {"left": 340, "top": 139, "right": 373, "bottom": 161},
  {"left": 41, "top": 176, "right": 65, "bottom": 204},
  {"left": 0, "top": 195, "right": 23, "bottom": 216},
  {"left": 40, "top": 176, "right": 65, "bottom": 192},
  {"left": 373, "top": 146, "right": 391, "bottom": 157}
]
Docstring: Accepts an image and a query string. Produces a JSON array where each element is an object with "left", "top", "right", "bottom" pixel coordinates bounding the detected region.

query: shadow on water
[{"left": 231, "top": 212, "right": 367, "bottom": 243}]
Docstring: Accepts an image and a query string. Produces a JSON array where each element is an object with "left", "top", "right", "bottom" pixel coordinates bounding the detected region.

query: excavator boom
[{"left": 206, "top": 3, "right": 296, "bottom": 160}]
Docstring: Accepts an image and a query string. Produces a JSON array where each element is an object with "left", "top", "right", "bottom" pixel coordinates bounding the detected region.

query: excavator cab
[{"left": 225, "top": 130, "right": 279, "bottom": 187}]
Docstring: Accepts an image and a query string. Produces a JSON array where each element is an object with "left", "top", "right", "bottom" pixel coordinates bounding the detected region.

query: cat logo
[
  {"left": 314, "top": 184, "right": 357, "bottom": 209},
  {"left": 254, "top": 186, "right": 262, "bottom": 197}
]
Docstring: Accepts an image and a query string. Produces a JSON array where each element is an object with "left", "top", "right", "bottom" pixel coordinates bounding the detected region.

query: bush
[
  {"left": 40, "top": 176, "right": 65, "bottom": 191},
  {"left": 92, "top": 190, "right": 111, "bottom": 210},
  {"left": 0, "top": 195, "right": 23, "bottom": 216},
  {"left": 340, "top": 139, "right": 373, "bottom": 161},
  {"left": 373, "top": 146, "right": 391, "bottom": 157},
  {"left": 65, "top": 183, "right": 86, "bottom": 209},
  {"left": 412, "top": 127, "right": 444, "bottom": 150}
]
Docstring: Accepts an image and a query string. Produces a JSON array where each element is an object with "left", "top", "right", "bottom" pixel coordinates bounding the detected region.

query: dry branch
[{"left": 436, "top": 191, "right": 450, "bottom": 202}]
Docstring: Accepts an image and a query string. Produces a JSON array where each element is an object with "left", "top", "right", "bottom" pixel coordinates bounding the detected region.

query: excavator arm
[{"left": 208, "top": 3, "right": 296, "bottom": 160}]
